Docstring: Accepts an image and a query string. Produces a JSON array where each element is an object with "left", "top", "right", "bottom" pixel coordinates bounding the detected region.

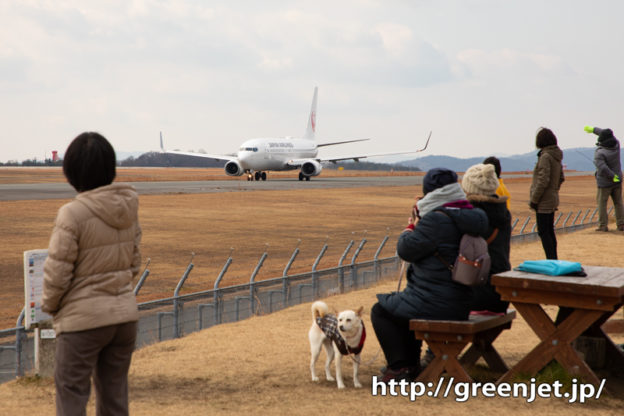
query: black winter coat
[
  {"left": 466, "top": 194, "right": 511, "bottom": 313},
  {"left": 377, "top": 205, "right": 488, "bottom": 321}
]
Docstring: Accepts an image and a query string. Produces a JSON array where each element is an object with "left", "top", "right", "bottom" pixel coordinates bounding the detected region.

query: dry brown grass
[
  {"left": 0, "top": 169, "right": 604, "bottom": 330},
  {"left": 1, "top": 168, "right": 623, "bottom": 414},
  {"left": 0, "top": 228, "right": 623, "bottom": 415}
]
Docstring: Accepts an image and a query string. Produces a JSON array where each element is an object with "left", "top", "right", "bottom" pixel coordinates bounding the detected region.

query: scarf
[{"left": 416, "top": 182, "right": 468, "bottom": 218}]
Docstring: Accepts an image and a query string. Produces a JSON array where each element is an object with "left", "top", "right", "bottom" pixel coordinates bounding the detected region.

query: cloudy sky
[{"left": 1, "top": 0, "right": 623, "bottom": 163}]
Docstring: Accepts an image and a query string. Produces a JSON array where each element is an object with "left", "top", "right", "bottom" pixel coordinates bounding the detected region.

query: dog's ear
[{"left": 356, "top": 306, "right": 364, "bottom": 317}]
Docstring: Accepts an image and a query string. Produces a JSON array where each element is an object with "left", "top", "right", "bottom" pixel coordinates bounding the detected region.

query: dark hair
[
  {"left": 483, "top": 156, "right": 502, "bottom": 178},
  {"left": 535, "top": 127, "right": 557, "bottom": 149},
  {"left": 63, "top": 132, "right": 116, "bottom": 192}
]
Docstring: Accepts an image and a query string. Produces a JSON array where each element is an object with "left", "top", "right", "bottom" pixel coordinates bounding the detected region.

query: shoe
[
  {"left": 595, "top": 227, "right": 609, "bottom": 232},
  {"left": 420, "top": 349, "right": 435, "bottom": 369},
  {"left": 380, "top": 366, "right": 419, "bottom": 383}
]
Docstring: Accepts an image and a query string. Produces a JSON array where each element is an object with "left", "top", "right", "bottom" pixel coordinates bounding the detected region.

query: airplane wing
[
  {"left": 317, "top": 138, "right": 370, "bottom": 147},
  {"left": 318, "top": 131, "right": 432, "bottom": 164},
  {"left": 159, "top": 133, "right": 238, "bottom": 162}
]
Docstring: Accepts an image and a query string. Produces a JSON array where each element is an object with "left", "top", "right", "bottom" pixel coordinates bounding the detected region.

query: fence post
[
  {"left": 561, "top": 212, "right": 572, "bottom": 228},
  {"left": 133, "top": 258, "right": 151, "bottom": 296},
  {"left": 338, "top": 240, "right": 354, "bottom": 293},
  {"left": 311, "top": 241, "right": 328, "bottom": 299},
  {"left": 275, "top": 241, "right": 301, "bottom": 311},
  {"left": 249, "top": 246, "right": 269, "bottom": 315},
  {"left": 350, "top": 238, "right": 367, "bottom": 289},
  {"left": 581, "top": 208, "right": 591, "bottom": 224},
  {"left": 511, "top": 218, "right": 519, "bottom": 233},
  {"left": 554, "top": 212, "right": 563, "bottom": 227},
  {"left": 519, "top": 216, "right": 531, "bottom": 234},
  {"left": 173, "top": 253, "right": 195, "bottom": 339},
  {"left": 374, "top": 234, "right": 389, "bottom": 281},
  {"left": 214, "top": 250, "right": 233, "bottom": 324},
  {"left": 15, "top": 308, "right": 25, "bottom": 378},
  {"left": 590, "top": 208, "right": 598, "bottom": 222},
  {"left": 572, "top": 209, "right": 582, "bottom": 226}
]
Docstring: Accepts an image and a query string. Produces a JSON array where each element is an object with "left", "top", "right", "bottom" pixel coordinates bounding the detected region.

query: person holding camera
[
  {"left": 370, "top": 167, "right": 488, "bottom": 382},
  {"left": 584, "top": 125, "right": 624, "bottom": 231}
]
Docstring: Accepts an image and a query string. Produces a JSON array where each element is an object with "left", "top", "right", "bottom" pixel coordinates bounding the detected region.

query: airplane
[{"left": 160, "top": 87, "right": 431, "bottom": 181}]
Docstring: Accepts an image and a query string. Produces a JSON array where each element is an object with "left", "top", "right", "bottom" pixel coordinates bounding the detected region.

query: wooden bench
[{"left": 409, "top": 311, "right": 516, "bottom": 382}]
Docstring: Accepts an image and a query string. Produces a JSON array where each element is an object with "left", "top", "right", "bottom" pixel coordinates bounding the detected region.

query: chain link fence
[{"left": 0, "top": 206, "right": 610, "bottom": 383}]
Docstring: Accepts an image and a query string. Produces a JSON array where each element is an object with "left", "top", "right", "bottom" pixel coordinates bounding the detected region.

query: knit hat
[
  {"left": 461, "top": 163, "right": 499, "bottom": 196},
  {"left": 422, "top": 167, "right": 458, "bottom": 195},
  {"left": 598, "top": 128, "right": 614, "bottom": 142}
]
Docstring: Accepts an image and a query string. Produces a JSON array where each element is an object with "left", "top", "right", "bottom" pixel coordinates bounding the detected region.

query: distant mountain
[{"left": 399, "top": 147, "right": 602, "bottom": 172}]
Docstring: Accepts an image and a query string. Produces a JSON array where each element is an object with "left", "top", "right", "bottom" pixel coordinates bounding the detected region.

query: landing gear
[
  {"left": 248, "top": 171, "right": 267, "bottom": 181},
  {"left": 298, "top": 172, "right": 310, "bottom": 181}
]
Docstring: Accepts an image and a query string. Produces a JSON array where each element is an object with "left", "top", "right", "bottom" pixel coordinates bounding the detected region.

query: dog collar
[{"left": 346, "top": 323, "right": 366, "bottom": 356}]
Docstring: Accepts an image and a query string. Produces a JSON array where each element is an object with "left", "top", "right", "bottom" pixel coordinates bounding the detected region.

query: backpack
[
  {"left": 449, "top": 233, "right": 493, "bottom": 286},
  {"left": 434, "top": 210, "right": 497, "bottom": 286}
]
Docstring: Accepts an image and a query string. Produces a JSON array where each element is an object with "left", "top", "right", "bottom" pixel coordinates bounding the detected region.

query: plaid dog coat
[{"left": 316, "top": 314, "right": 366, "bottom": 356}]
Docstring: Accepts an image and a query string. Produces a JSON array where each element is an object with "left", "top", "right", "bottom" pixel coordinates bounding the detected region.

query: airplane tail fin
[
  {"left": 303, "top": 86, "right": 318, "bottom": 140},
  {"left": 159, "top": 132, "right": 165, "bottom": 152}
]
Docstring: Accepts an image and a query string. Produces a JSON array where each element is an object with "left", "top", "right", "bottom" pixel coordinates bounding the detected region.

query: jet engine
[
  {"left": 301, "top": 160, "right": 322, "bottom": 177},
  {"left": 224, "top": 160, "right": 244, "bottom": 176}
]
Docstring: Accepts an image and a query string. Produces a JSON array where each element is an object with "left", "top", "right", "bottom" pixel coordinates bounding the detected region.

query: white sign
[
  {"left": 40, "top": 329, "right": 56, "bottom": 339},
  {"left": 24, "top": 249, "right": 52, "bottom": 329}
]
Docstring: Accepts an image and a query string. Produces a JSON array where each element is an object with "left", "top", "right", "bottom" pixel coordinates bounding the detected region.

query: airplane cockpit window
[{"left": 253, "top": 147, "right": 258, "bottom": 152}]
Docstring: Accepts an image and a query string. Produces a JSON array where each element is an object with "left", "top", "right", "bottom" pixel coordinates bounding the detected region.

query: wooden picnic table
[{"left": 492, "top": 265, "right": 624, "bottom": 386}]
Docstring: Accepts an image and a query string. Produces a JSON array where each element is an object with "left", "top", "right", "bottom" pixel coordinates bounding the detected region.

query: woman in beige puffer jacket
[{"left": 42, "top": 132, "right": 141, "bottom": 416}]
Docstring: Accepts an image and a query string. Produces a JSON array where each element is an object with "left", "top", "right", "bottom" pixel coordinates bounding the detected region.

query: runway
[
  {"left": 0, "top": 176, "right": 425, "bottom": 201},
  {"left": 1, "top": 172, "right": 593, "bottom": 201}
]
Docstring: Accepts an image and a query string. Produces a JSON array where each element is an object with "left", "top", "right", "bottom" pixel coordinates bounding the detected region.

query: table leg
[{"left": 498, "top": 303, "right": 603, "bottom": 385}]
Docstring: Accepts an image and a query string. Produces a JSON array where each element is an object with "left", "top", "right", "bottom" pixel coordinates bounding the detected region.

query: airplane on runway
[{"left": 160, "top": 87, "right": 431, "bottom": 181}]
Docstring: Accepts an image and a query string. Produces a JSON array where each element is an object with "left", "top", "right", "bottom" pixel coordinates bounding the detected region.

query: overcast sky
[{"left": 2, "top": 0, "right": 623, "bottom": 163}]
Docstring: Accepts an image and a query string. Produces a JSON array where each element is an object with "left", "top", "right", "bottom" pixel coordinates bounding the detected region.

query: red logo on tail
[{"left": 310, "top": 111, "right": 316, "bottom": 132}]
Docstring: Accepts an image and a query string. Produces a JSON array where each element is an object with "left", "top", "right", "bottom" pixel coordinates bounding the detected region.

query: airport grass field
[
  {"left": 0, "top": 167, "right": 603, "bottom": 329},
  {"left": 1, "top": 167, "right": 623, "bottom": 414}
]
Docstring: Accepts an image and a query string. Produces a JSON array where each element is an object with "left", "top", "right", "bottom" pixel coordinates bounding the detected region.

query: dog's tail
[{"left": 311, "top": 300, "right": 329, "bottom": 321}]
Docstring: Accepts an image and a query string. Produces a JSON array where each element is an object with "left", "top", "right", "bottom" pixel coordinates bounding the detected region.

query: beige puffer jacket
[{"left": 42, "top": 183, "right": 141, "bottom": 335}]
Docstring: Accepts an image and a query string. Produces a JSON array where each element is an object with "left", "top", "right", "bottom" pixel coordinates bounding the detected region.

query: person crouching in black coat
[{"left": 371, "top": 167, "right": 488, "bottom": 382}]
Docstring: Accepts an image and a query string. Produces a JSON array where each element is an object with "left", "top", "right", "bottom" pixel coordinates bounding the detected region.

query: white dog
[{"left": 308, "top": 300, "right": 365, "bottom": 389}]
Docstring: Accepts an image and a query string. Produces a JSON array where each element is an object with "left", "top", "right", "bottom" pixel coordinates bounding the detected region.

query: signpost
[{"left": 23, "top": 249, "right": 55, "bottom": 376}]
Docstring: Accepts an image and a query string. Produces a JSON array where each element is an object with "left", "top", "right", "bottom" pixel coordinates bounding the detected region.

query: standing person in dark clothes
[
  {"left": 461, "top": 163, "right": 511, "bottom": 313},
  {"left": 371, "top": 168, "right": 488, "bottom": 382},
  {"left": 584, "top": 125, "right": 624, "bottom": 231},
  {"left": 529, "top": 127, "right": 565, "bottom": 260},
  {"left": 483, "top": 156, "right": 511, "bottom": 210}
]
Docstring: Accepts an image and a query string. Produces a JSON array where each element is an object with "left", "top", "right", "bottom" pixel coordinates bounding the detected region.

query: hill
[{"left": 399, "top": 147, "right": 603, "bottom": 172}]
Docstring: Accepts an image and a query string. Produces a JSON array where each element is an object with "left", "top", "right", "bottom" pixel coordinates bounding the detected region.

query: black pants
[
  {"left": 536, "top": 212, "right": 557, "bottom": 260},
  {"left": 370, "top": 303, "right": 421, "bottom": 371}
]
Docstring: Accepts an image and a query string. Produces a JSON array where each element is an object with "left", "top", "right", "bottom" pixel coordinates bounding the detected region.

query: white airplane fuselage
[{"left": 237, "top": 137, "right": 318, "bottom": 171}]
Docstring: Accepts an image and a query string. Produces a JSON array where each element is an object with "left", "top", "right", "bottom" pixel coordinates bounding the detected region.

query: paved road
[
  {"left": 0, "top": 172, "right": 592, "bottom": 201},
  {"left": 0, "top": 176, "right": 426, "bottom": 201}
]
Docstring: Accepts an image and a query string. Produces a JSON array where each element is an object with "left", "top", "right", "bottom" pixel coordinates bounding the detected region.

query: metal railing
[{"left": 0, "top": 206, "right": 609, "bottom": 383}]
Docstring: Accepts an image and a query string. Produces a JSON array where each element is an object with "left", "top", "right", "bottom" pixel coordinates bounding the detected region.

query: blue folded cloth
[{"left": 515, "top": 260, "right": 584, "bottom": 276}]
